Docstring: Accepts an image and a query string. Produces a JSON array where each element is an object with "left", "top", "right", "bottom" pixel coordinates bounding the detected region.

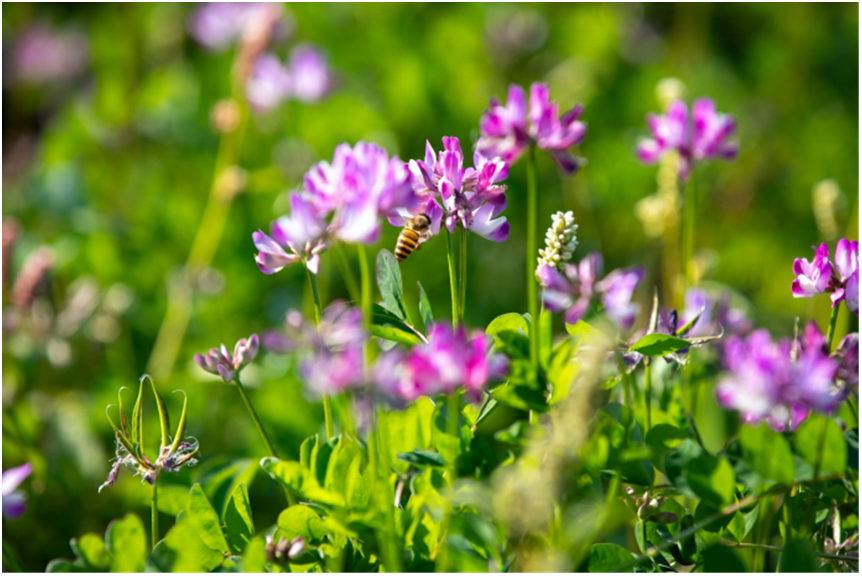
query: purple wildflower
[
  {"left": 188, "top": 2, "right": 289, "bottom": 52},
  {"left": 2, "top": 463, "right": 32, "bottom": 520},
  {"left": 832, "top": 239, "right": 859, "bottom": 311},
  {"left": 834, "top": 333, "right": 859, "bottom": 389},
  {"left": 245, "top": 44, "right": 334, "bottom": 112},
  {"left": 254, "top": 194, "right": 327, "bottom": 275},
  {"left": 263, "top": 301, "right": 366, "bottom": 354},
  {"left": 716, "top": 329, "right": 839, "bottom": 431},
  {"left": 375, "top": 323, "right": 508, "bottom": 402},
  {"left": 538, "top": 254, "right": 644, "bottom": 331},
  {"left": 636, "top": 98, "right": 737, "bottom": 181},
  {"left": 476, "top": 83, "right": 586, "bottom": 174},
  {"left": 12, "top": 24, "right": 88, "bottom": 86},
  {"left": 399, "top": 137, "right": 510, "bottom": 242},
  {"left": 194, "top": 334, "right": 260, "bottom": 382},
  {"left": 300, "top": 345, "right": 365, "bottom": 397},
  {"left": 792, "top": 243, "right": 833, "bottom": 298}
]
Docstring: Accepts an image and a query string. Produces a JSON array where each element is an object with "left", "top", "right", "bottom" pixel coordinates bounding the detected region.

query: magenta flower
[
  {"left": 194, "top": 334, "right": 260, "bottom": 382},
  {"left": 834, "top": 333, "right": 859, "bottom": 389},
  {"left": 188, "top": 2, "right": 289, "bottom": 51},
  {"left": 636, "top": 98, "right": 737, "bottom": 181},
  {"left": 476, "top": 83, "right": 586, "bottom": 174},
  {"left": 245, "top": 44, "right": 335, "bottom": 113},
  {"left": 791, "top": 239, "right": 859, "bottom": 315},
  {"left": 300, "top": 345, "right": 365, "bottom": 397},
  {"left": 399, "top": 137, "right": 510, "bottom": 242},
  {"left": 254, "top": 194, "right": 327, "bottom": 275},
  {"left": 263, "top": 301, "right": 366, "bottom": 354},
  {"left": 538, "top": 254, "right": 644, "bottom": 331},
  {"left": 2, "top": 463, "right": 32, "bottom": 520},
  {"left": 716, "top": 329, "right": 839, "bottom": 431},
  {"left": 375, "top": 323, "right": 508, "bottom": 402}
]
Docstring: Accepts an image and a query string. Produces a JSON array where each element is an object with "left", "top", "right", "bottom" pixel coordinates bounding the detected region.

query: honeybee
[{"left": 395, "top": 213, "right": 433, "bottom": 262}]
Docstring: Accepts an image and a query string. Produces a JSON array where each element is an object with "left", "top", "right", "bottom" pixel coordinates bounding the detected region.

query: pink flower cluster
[
  {"left": 476, "top": 83, "right": 587, "bottom": 174},
  {"left": 246, "top": 44, "right": 335, "bottom": 112},
  {"left": 792, "top": 239, "right": 859, "bottom": 316}
]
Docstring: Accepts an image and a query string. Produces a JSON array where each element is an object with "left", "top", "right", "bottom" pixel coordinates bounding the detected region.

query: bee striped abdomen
[{"left": 395, "top": 228, "right": 420, "bottom": 261}]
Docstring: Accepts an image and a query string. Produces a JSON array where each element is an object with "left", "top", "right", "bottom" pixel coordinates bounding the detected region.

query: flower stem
[
  {"left": 436, "top": 392, "right": 461, "bottom": 571},
  {"left": 357, "top": 244, "right": 372, "bottom": 328},
  {"left": 146, "top": 101, "right": 248, "bottom": 381},
  {"left": 151, "top": 482, "right": 159, "bottom": 551},
  {"left": 527, "top": 145, "right": 539, "bottom": 367},
  {"left": 333, "top": 244, "right": 361, "bottom": 305},
  {"left": 825, "top": 303, "right": 840, "bottom": 353},
  {"left": 682, "top": 171, "right": 696, "bottom": 290},
  {"left": 446, "top": 228, "right": 459, "bottom": 329},
  {"left": 307, "top": 269, "right": 335, "bottom": 440},
  {"left": 234, "top": 375, "right": 278, "bottom": 458},
  {"left": 459, "top": 226, "right": 467, "bottom": 323},
  {"left": 644, "top": 359, "right": 652, "bottom": 442}
]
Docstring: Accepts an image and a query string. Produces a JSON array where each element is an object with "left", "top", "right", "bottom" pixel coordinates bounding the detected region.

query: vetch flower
[
  {"left": 792, "top": 243, "right": 833, "bottom": 298},
  {"left": 477, "top": 83, "right": 586, "bottom": 174},
  {"left": 264, "top": 301, "right": 366, "bottom": 354},
  {"left": 300, "top": 345, "right": 365, "bottom": 397},
  {"left": 288, "top": 44, "right": 335, "bottom": 103},
  {"left": 399, "top": 137, "right": 510, "bottom": 242},
  {"left": 194, "top": 334, "right": 259, "bottom": 382},
  {"left": 253, "top": 194, "right": 327, "bottom": 275},
  {"left": 791, "top": 239, "right": 860, "bottom": 315},
  {"left": 2, "top": 462, "right": 33, "bottom": 520},
  {"left": 636, "top": 98, "right": 737, "bottom": 181},
  {"left": 536, "top": 210, "right": 579, "bottom": 275},
  {"left": 716, "top": 329, "right": 840, "bottom": 431},
  {"left": 832, "top": 239, "right": 859, "bottom": 309},
  {"left": 245, "top": 44, "right": 335, "bottom": 112},
  {"left": 538, "top": 253, "right": 644, "bottom": 331},
  {"left": 188, "top": 2, "right": 289, "bottom": 52},
  {"left": 834, "top": 333, "right": 859, "bottom": 389}
]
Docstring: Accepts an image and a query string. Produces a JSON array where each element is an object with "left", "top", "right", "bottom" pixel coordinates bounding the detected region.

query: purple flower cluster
[
  {"left": 537, "top": 254, "right": 645, "bottom": 331},
  {"left": 188, "top": 2, "right": 289, "bottom": 52},
  {"left": 194, "top": 334, "right": 260, "bottom": 382},
  {"left": 476, "top": 83, "right": 587, "bottom": 174},
  {"left": 254, "top": 142, "right": 417, "bottom": 275},
  {"left": 792, "top": 239, "right": 859, "bottom": 316},
  {"left": 396, "top": 137, "right": 510, "bottom": 242},
  {"left": 2, "top": 462, "right": 32, "bottom": 520},
  {"left": 375, "top": 323, "right": 508, "bottom": 403},
  {"left": 636, "top": 99, "right": 737, "bottom": 180},
  {"left": 716, "top": 325, "right": 843, "bottom": 431},
  {"left": 246, "top": 44, "right": 334, "bottom": 112}
]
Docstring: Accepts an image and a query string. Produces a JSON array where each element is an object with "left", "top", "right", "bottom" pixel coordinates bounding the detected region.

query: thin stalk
[
  {"left": 623, "top": 371, "right": 633, "bottom": 448},
  {"left": 307, "top": 270, "right": 334, "bottom": 440},
  {"left": 333, "top": 244, "right": 361, "bottom": 304},
  {"left": 825, "top": 303, "right": 840, "bottom": 352},
  {"left": 436, "top": 393, "right": 461, "bottom": 571},
  {"left": 682, "top": 171, "right": 696, "bottom": 290},
  {"left": 720, "top": 539, "right": 858, "bottom": 563},
  {"left": 644, "top": 359, "right": 652, "bottom": 441},
  {"left": 459, "top": 226, "right": 467, "bottom": 323},
  {"left": 847, "top": 394, "right": 859, "bottom": 427},
  {"left": 234, "top": 375, "right": 278, "bottom": 458},
  {"left": 146, "top": 103, "right": 248, "bottom": 381},
  {"left": 357, "top": 244, "right": 372, "bottom": 329},
  {"left": 151, "top": 482, "right": 159, "bottom": 550},
  {"left": 446, "top": 228, "right": 459, "bottom": 329},
  {"left": 526, "top": 145, "right": 539, "bottom": 366}
]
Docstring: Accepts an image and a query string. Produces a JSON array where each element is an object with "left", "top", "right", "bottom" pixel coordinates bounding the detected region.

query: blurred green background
[{"left": 2, "top": 3, "right": 858, "bottom": 571}]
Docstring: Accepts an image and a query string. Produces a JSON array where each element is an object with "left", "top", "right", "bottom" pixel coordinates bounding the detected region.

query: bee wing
[{"left": 418, "top": 229, "right": 433, "bottom": 244}]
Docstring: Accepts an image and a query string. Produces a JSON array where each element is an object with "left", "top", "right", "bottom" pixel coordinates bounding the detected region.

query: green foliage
[
  {"left": 628, "top": 333, "right": 691, "bottom": 357},
  {"left": 794, "top": 414, "right": 848, "bottom": 476},
  {"left": 739, "top": 423, "right": 795, "bottom": 485}
]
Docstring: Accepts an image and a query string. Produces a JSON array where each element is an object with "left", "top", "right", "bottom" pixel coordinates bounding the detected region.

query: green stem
[
  {"left": 357, "top": 244, "right": 372, "bottom": 328},
  {"left": 527, "top": 145, "right": 539, "bottom": 366},
  {"left": 459, "top": 226, "right": 467, "bottom": 323},
  {"left": 644, "top": 359, "right": 652, "bottom": 443},
  {"left": 151, "top": 482, "right": 159, "bottom": 550},
  {"left": 436, "top": 393, "right": 461, "bottom": 572},
  {"left": 307, "top": 270, "right": 334, "bottom": 440},
  {"left": 146, "top": 101, "right": 248, "bottom": 381},
  {"left": 333, "top": 244, "right": 361, "bottom": 305},
  {"left": 825, "top": 303, "right": 840, "bottom": 353},
  {"left": 623, "top": 371, "right": 633, "bottom": 448},
  {"left": 847, "top": 394, "right": 859, "bottom": 426},
  {"left": 446, "top": 228, "right": 459, "bottom": 329},
  {"left": 234, "top": 375, "right": 278, "bottom": 458},
  {"left": 806, "top": 417, "right": 829, "bottom": 532},
  {"left": 682, "top": 171, "right": 696, "bottom": 290}
]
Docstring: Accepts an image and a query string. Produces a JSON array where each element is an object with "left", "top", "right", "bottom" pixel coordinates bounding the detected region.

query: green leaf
[
  {"left": 117, "top": 387, "right": 131, "bottom": 439},
  {"left": 548, "top": 338, "right": 578, "bottom": 404},
  {"left": 242, "top": 536, "right": 267, "bottom": 573},
  {"left": 277, "top": 505, "right": 329, "bottom": 542},
  {"left": 693, "top": 501, "right": 732, "bottom": 550},
  {"left": 739, "top": 423, "right": 795, "bottom": 485},
  {"left": 539, "top": 309, "right": 552, "bottom": 366},
  {"left": 565, "top": 319, "right": 604, "bottom": 340},
  {"left": 778, "top": 540, "right": 818, "bottom": 572},
  {"left": 628, "top": 333, "right": 690, "bottom": 357},
  {"left": 685, "top": 455, "right": 736, "bottom": 505},
  {"left": 491, "top": 382, "right": 548, "bottom": 413},
  {"left": 486, "top": 313, "right": 529, "bottom": 337},
  {"left": 106, "top": 514, "right": 147, "bottom": 572},
  {"left": 345, "top": 455, "right": 370, "bottom": 510},
  {"left": 417, "top": 281, "right": 434, "bottom": 330},
  {"left": 664, "top": 439, "right": 705, "bottom": 498},
  {"left": 588, "top": 543, "right": 636, "bottom": 572},
  {"left": 370, "top": 324, "right": 422, "bottom": 345},
  {"left": 794, "top": 414, "right": 847, "bottom": 475},
  {"left": 397, "top": 449, "right": 445, "bottom": 468},
  {"left": 645, "top": 424, "right": 688, "bottom": 474},
  {"left": 156, "top": 484, "right": 190, "bottom": 517},
  {"left": 702, "top": 546, "right": 746, "bottom": 572},
  {"left": 169, "top": 390, "right": 189, "bottom": 455},
  {"left": 187, "top": 484, "right": 230, "bottom": 553},
  {"left": 494, "top": 420, "right": 529, "bottom": 445},
  {"left": 376, "top": 249, "right": 407, "bottom": 320},
  {"left": 260, "top": 457, "right": 343, "bottom": 506},
  {"left": 161, "top": 516, "right": 224, "bottom": 572},
  {"left": 71, "top": 533, "right": 109, "bottom": 570},
  {"left": 45, "top": 559, "right": 77, "bottom": 573},
  {"left": 224, "top": 483, "right": 254, "bottom": 555}
]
